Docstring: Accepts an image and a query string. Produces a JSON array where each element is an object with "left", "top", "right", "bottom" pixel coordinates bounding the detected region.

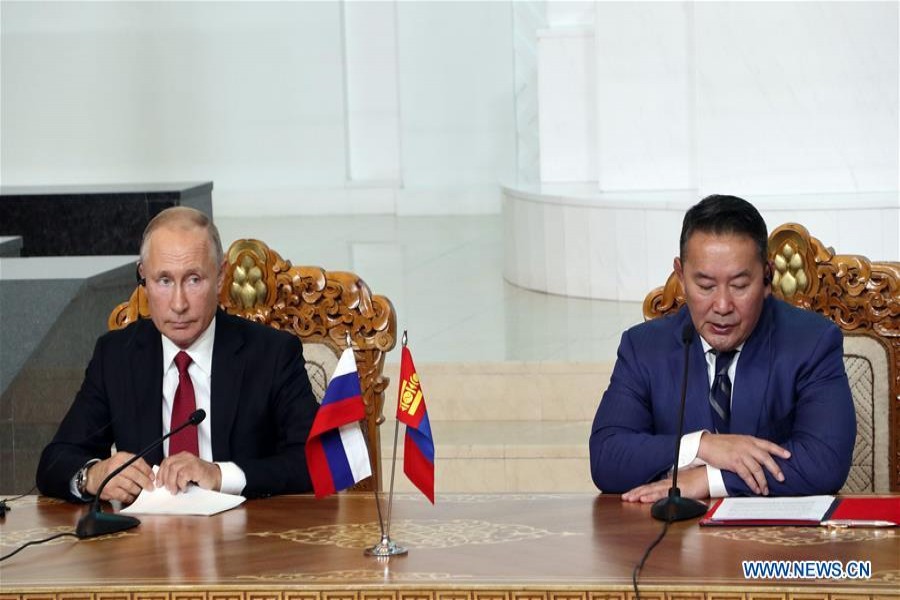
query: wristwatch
[{"left": 75, "top": 463, "right": 92, "bottom": 497}]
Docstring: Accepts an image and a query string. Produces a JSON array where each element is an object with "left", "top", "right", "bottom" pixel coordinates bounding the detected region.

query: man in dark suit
[
  {"left": 37, "top": 207, "right": 319, "bottom": 502},
  {"left": 590, "top": 195, "right": 856, "bottom": 500}
]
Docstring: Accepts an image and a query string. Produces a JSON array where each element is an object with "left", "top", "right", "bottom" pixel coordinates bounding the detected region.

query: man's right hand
[
  {"left": 84, "top": 453, "right": 154, "bottom": 504},
  {"left": 698, "top": 432, "right": 791, "bottom": 495}
]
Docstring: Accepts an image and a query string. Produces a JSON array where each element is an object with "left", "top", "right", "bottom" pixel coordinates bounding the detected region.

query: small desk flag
[
  {"left": 396, "top": 346, "right": 435, "bottom": 503},
  {"left": 305, "top": 348, "right": 372, "bottom": 498}
]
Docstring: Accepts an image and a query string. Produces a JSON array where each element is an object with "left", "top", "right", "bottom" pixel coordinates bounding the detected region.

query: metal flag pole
[
  {"left": 365, "top": 330, "right": 407, "bottom": 557},
  {"left": 344, "top": 330, "right": 387, "bottom": 544}
]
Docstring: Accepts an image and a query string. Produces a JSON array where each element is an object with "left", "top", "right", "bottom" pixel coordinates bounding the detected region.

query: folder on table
[
  {"left": 820, "top": 497, "right": 900, "bottom": 527},
  {"left": 700, "top": 495, "right": 900, "bottom": 527}
]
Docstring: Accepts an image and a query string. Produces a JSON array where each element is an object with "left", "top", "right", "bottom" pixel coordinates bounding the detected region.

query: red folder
[{"left": 821, "top": 497, "right": 900, "bottom": 527}]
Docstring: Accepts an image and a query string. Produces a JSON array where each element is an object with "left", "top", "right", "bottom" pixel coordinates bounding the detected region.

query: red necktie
[{"left": 169, "top": 351, "right": 199, "bottom": 456}]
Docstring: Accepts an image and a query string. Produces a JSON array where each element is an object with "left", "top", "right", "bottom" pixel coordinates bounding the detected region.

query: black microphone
[
  {"left": 75, "top": 409, "right": 206, "bottom": 539},
  {"left": 650, "top": 322, "right": 709, "bottom": 522}
]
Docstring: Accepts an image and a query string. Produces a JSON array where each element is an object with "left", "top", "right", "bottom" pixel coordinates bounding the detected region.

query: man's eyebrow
[{"left": 692, "top": 269, "right": 752, "bottom": 280}]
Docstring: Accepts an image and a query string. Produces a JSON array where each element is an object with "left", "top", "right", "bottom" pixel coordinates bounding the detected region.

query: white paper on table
[
  {"left": 712, "top": 495, "right": 835, "bottom": 521},
  {"left": 120, "top": 467, "right": 245, "bottom": 516}
]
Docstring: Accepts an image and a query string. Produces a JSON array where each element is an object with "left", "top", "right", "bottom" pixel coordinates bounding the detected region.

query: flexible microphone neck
[
  {"left": 670, "top": 323, "right": 694, "bottom": 491},
  {"left": 650, "top": 321, "right": 708, "bottom": 522},
  {"left": 78, "top": 409, "right": 205, "bottom": 538}
]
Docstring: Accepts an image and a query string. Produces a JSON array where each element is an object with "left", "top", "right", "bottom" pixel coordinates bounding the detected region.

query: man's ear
[
  {"left": 674, "top": 256, "right": 684, "bottom": 286},
  {"left": 136, "top": 263, "right": 146, "bottom": 287},
  {"left": 763, "top": 260, "right": 774, "bottom": 297},
  {"left": 764, "top": 260, "right": 774, "bottom": 285},
  {"left": 216, "top": 260, "right": 227, "bottom": 292}
]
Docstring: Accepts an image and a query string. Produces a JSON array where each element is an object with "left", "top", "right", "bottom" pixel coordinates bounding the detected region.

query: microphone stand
[
  {"left": 76, "top": 410, "right": 206, "bottom": 539},
  {"left": 650, "top": 323, "right": 709, "bottom": 522}
]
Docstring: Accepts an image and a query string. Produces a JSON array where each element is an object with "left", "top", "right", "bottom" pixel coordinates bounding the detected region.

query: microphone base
[
  {"left": 651, "top": 489, "right": 708, "bottom": 522},
  {"left": 76, "top": 511, "right": 140, "bottom": 539}
]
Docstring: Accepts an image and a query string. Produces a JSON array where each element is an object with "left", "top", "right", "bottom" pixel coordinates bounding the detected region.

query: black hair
[{"left": 679, "top": 194, "right": 768, "bottom": 266}]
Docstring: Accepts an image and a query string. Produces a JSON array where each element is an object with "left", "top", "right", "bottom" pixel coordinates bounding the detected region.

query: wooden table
[{"left": 1, "top": 493, "right": 897, "bottom": 598}]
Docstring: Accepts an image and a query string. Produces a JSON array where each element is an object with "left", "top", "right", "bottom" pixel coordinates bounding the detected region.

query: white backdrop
[
  {"left": 1, "top": 1, "right": 516, "bottom": 216},
  {"left": 2, "top": 1, "right": 897, "bottom": 218},
  {"left": 540, "top": 1, "right": 899, "bottom": 196}
]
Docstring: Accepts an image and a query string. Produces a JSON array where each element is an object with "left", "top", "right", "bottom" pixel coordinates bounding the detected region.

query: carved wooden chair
[
  {"left": 109, "top": 238, "right": 397, "bottom": 492},
  {"left": 644, "top": 223, "right": 900, "bottom": 493}
]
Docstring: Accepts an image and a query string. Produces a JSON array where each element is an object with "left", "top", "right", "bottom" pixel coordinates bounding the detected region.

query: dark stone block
[{"left": 0, "top": 181, "right": 213, "bottom": 256}]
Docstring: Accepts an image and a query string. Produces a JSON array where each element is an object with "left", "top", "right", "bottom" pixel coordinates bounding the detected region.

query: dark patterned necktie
[
  {"left": 709, "top": 350, "right": 737, "bottom": 434},
  {"left": 169, "top": 351, "right": 199, "bottom": 456}
]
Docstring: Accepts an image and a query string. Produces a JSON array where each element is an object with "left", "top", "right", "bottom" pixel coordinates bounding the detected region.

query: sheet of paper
[
  {"left": 120, "top": 467, "right": 245, "bottom": 516},
  {"left": 712, "top": 495, "right": 835, "bottom": 521}
]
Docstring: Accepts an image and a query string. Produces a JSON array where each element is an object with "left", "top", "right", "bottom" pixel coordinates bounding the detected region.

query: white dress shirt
[
  {"left": 676, "top": 337, "right": 743, "bottom": 498},
  {"left": 160, "top": 317, "right": 246, "bottom": 495}
]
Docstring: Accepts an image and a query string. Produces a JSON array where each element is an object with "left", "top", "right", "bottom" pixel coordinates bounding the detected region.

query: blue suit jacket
[
  {"left": 590, "top": 296, "right": 856, "bottom": 496},
  {"left": 37, "top": 310, "right": 319, "bottom": 501}
]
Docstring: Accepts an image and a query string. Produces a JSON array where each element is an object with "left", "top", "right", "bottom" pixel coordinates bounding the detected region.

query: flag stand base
[{"left": 365, "top": 535, "right": 408, "bottom": 557}]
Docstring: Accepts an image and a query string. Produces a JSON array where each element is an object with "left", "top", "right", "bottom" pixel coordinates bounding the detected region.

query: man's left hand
[
  {"left": 621, "top": 467, "right": 710, "bottom": 503},
  {"left": 156, "top": 452, "right": 222, "bottom": 494}
]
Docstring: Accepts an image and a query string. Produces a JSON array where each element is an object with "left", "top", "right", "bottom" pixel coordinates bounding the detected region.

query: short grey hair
[{"left": 139, "top": 206, "right": 224, "bottom": 266}]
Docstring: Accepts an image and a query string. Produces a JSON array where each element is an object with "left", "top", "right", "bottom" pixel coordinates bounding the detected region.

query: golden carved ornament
[
  {"left": 108, "top": 238, "right": 397, "bottom": 492},
  {"left": 249, "top": 519, "right": 581, "bottom": 550},
  {"left": 706, "top": 526, "right": 897, "bottom": 547},
  {"left": 643, "top": 223, "right": 900, "bottom": 492}
]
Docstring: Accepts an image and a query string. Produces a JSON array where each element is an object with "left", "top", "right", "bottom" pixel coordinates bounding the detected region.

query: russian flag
[
  {"left": 305, "top": 348, "right": 372, "bottom": 498},
  {"left": 396, "top": 346, "right": 435, "bottom": 503}
]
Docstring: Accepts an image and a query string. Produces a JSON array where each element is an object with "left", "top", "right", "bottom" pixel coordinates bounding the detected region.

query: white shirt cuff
[
  {"left": 678, "top": 430, "right": 709, "bottom": 470},
  {"left": 216, "top": 461, "right": 246, "bottom": 495},
  {"left": 706, "top": 464, "right": 728, "bottom": 497}
]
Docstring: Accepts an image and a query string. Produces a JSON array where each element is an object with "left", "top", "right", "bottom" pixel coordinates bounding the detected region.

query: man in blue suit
[{"left": 590, "top": 195, "right": 856, "bottom": 500}]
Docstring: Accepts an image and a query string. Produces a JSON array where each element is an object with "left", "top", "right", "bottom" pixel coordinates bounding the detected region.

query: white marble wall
[
  {"left": 394, "top": 1, "right": 516, "bottom": 214},
  {"left": 693, "top": 2, "right": 898, "bottom": 195},
  {"left": 0, "top": 1, "right": 517, "bottom": 216},
  {"left": 517, "top": 1, "right": 899, "bottom": 300},
  {"left": 503, "top": 186, "right": 899, "bottom": 302},
  {"left": 512, "top": 1, "right": 547, "bottom": 186},
  {"left": 538, "top": 1, "right": 898, "bottom": 195},
  {"left": 537, "top": 26, "right": 597, "bottom": 182},
  {"left": 344, "top": 1, "right": 401, "bottom": 185}
]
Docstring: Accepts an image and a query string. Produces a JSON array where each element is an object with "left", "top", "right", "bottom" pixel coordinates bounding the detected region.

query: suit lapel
[
  {"left": 730, "top": 297, "right": 774, "bottom": 435},
  {"left": 685, "top": 338, "right": 715, "bottom": 432},
  {"left": 130, "top": 321, "right": 164, "bottom": 465},
  {"left": 211, "top": 312, "right": 244, "bottom": 461},
  {"left": 667, "top": 313, "right": 715, "bottom": 434}
]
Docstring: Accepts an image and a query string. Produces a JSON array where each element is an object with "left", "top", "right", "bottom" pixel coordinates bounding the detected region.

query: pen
[{"left": 821, "top": 520, "right": 897, "bottom": 528}]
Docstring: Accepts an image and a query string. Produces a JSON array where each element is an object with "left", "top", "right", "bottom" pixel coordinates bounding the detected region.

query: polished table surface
[{"left": 1, "top": 493, "right": 898, "bottom": 598}]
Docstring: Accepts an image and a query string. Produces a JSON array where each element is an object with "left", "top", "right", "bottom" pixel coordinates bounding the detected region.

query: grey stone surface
[
  {"left": 0, "top": 236, "right": 23, "bottom": 257},
  {"left": 0, "top": 257, "right": 135, "bottom": 398},
  {"left": 0, "top": 261, "right": 137, "bottom": 494}
]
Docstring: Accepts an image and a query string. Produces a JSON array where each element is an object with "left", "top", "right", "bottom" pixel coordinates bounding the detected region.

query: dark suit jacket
[
  {"left": 590, "top": 296, "right": 856, "bottom": 496},
  {"left": 37, "top": 310, "right": 319, "bottom": 501}
]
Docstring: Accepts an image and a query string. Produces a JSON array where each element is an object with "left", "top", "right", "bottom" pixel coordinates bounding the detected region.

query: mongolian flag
[
  {"left": 305, "top": 348, "right": 372, "bottom": 498},
  {"left": 396, "top": 346, "right": 435, "bottom": 503}
]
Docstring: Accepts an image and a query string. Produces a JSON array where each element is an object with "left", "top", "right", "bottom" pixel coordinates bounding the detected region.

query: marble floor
[{"left": 216, "top": 215, "right": 644, "bottom": 364}]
